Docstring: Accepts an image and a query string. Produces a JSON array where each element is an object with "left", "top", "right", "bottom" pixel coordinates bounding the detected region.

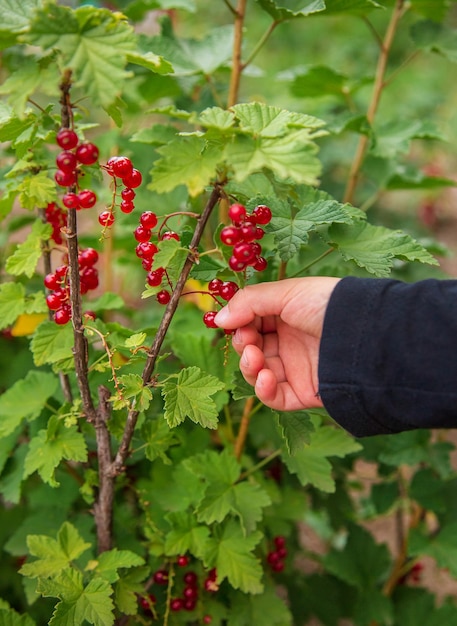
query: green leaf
[
  {"left": 113, "top": 374, "right": 152, "bottom": 412},
  {"left": 197, "top": 106, "right": 236, "bottom": 131},
  {"left": 231, "top": 102, "right": 326, "bottom": 137},
  {"left": 410, "top": 0, "right": 452, "bottom": 22},
  {"left": 150, "top": 135, "right": 222, "bottom": 196},
  {"left": 409, "top": 523, "right": 457, "bottom": 577},
  {"left": 141, "top": 418, "right": 179, "bottom": 464},
  {"left": 26, "top": 4, "right": 136, "bottom": 109},
  {"left": 49, "top": 576, "right": 115, "bottom": 626},
  {"left": 371, "top": 119, "right": 443, "bottom": 159},
  {"left": 87, "top": 292, "right": 125, "bottom": 313},
  {"left": 126, "top": 50, "right": 173, "bottom": 75},
  {"left": 204, "top": 520, "right": 263, "bottom": 594},
  {"left": 227, "top": 581, "right": 292, "bottom": 625},
  {"left": 324, "top": 523, "right": 391, "bottom": 590},
  {"left": 21, "top": 522, "right": 91, "bottom": 578},
  {"left": 325, "top": 220, "right": 439, "bottom": 277},
  {"left": 91, "top": 549, "right": 144, "bottom": 584},
  {"left": 24, "top": 416, "right": 88, "bottom": 487},
  {"left": 291, "top": 65, "right": 349, "bottom": 99},
  {"left": 0, "top": 0, "right": 42, "bottom": 33},
  {"left": 0, "top": 370, "right": 58, "bottom": 437},
  {"left": 321, "top": 0, "right": 382, "bottom": 13},
  {"left": 255, "top": 0, "right": 326, "bottom": 21},
  {"left": 386, "top": 170, "right": 457, "bottom": 190},
  {"left": 17, "top": 172, "right": 56, "bottom": 210},
  {"left": 411, "top": 20, "right": 457, "bottom": 63},
  {"left": 394, "top": 587, "right": 457, "bottom": 626},
  {"left": 162, "top": 366, "right": 225, "bottom": 429},
  {"left": 0, "top": 606, "right": 36, "bottom": 626},
  {"left": 276, "top": 411, "right": 315, "bottom": 455},
  {"left": 30, "top": 320, "right": 74, "bottom": 366},
  {"left": 164, "top": 511, "right": 210, "bottom": 559},
  {"left": 6, "top": 220, "right": 52, "bottom": 278},
  {"left": 0, "top": 282, "right": 26, "bottom": 330},
  {"left": 113, "top": 567, "right": 149, "bottom": 616}
]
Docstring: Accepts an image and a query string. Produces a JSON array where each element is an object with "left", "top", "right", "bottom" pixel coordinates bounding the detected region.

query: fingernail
[
  {"left": 241, "top": 349, "right": 249, "bottom": 367},
  {"left": 214, "top": 307, "right": 229, "bottom": 326}
]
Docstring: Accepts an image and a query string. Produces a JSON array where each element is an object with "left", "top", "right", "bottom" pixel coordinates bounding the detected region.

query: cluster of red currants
[
  {"left": 266, "top": 535, "right": 288, "bottom": 573},
  {"left": 54, "top": 128, "right": 99, "bottom": 211},
  {"left": 45, "top": 202, "right": 68, "bottom": 245},
  {"left": 139, "top": 559, "right": 216, "bottom": 621},
  {"left": 202, "top": 278, "right": 239, "bottom": 329},
  {"left": 99, "top": 155, "right": 142, "bottom": 228},
  {"left": 220, "top": 203, "right": 271, "bottom": 273},
  {"left": 44, "top": 248, "right": 99, "bottom": 325}
]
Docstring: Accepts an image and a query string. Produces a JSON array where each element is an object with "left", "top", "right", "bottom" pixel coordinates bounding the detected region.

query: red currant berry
[
  {"left": 170, "top": 598, "right": 184, "bottom": 612},
  {"left": 111, "top": 156, "right": 133, "bottom": 178},
  {"left": 239, "top": 223, "right": 257, "bottom": 242},
  {"left": 156, "top": 289, "right": 171, "bottom": 305},
  {"left": 55, "top": 265, "right": 68, "bottom": 280},
  {"left": 153, "top": 569, "right": 169, "bottom": 585},
  {"left": 135, "top": 242, "right": 158, "bottom": 259},
  {"left": 183, "top": 571, "right": 198, "bottom": 586},
  {"left": 228, "top": 202, "right": 247, "bottom": 224},
  {"left": 44, "top": 273, "right": 59, "bottom": 290},
  {"left": 203, "top": 616, "right": 213, "bottom": 624},
  {"left": 208, "top": 278, "right": 223, "bottom": 294},
  {"left": 55, "top": 169, "right": 77, "bottom": 187},
  {"left": 254, "top": 227, "right": 265, "bottom": 240},
  {"left": 62, "top": 192, "right": 80, "bottom": 209},
  {"left": 122, "top": 168, "right": 142, "bottom": 188},
  {"left": 121, "top": 187, "right": 136, "bottom": 202},
  {"left": 77, "top": 189, "right": 97, "bottom": 209},
  {"left": 161, "top": 231, "right": 180, "bottom": 241},
  {"left": 267, "top": 551, "right": 281, "bottom": 566},
  {"left": 228, "top": 255, "right": 247, "bottom": 272},
  {"left": 120, "top": 200, "right": 135, "bottom": 214},
  {"left": 274, "top": 535, "right": 286, "bottom": 549},
  {"left": 277, "top": 546, "right": 288, "bottom": 559},
  {"left": 56, "top": 128, "right": 78, "bottom": 150},
  {"left": 207, "top": 568, "right": 217, "bottom": 581},
  {"left": 233, "top": 242, "right": 256, "bottom": 263},
  {"left": 142, "top": 258, "right": 153, "bottom": 271},
  {"left": 204, "top": 578, "right": 219, "bottom": 593},
  {"left": 219, "top": 281, "right": 238, "bottom": 301},
  {"left": 140, "top": 211, "right": 158, "bottom": 229},
  {"left": 253, "top": 204, "right": 272, "bottom": 225},
  {"left": 75, "top": 142, "right": 99, "bottom": 165},
  {"left": 56, "top": 150, "right": 77, "bottom": 172},
  {"left": 83, "top": 310, "right": 96, "bottom": 321},
  {"left": 46, "top": 293, "right": 63, "bottom": 310},
  {"left": 220, "top": 225, "right": 241, "bottom": 246},
  {"left": 183, "top": 586, "right": 198, "bottom": 600},
  {"left": 54, "top": 307, "right": 71, "bottom": 325},
  {"left": 177, "top": 555, "right": 189, "bottom": 567},
  {"left": 253, "top": 256, "right": 267, "bottom": 272},
  {"left": 183, "top": 598, "right": 197, "bottom": 611},
  {"left": 98, "top": 211, "right": 115, "bottom": 227},
  {"left": 203, "top": 311, "right": 218, "bottom": 329},
  {"left": 80, "top": 267, "right": 99, "bottom": 290},
  {"left": 134, "top": 226, "right": 152, "bottom": 243},
  {"left": 146, "top": 269, "right": 164, "bottom": 287},
  {"left": 78, "top": 248, "right": 99, "bottom": 268},
  {"left": 271, "top": 560, "right": 285, "bottom": 573}
]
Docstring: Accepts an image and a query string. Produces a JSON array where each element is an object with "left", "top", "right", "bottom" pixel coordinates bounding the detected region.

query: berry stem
[
  {"left": 111, "top": 183, "right": 224, "bottom": 475},
  {"left": 234, "top": 396, "right": 255, "bottom": 461},
  {"left": 227, "top": 0, "right": 248, "bottom": 108}
]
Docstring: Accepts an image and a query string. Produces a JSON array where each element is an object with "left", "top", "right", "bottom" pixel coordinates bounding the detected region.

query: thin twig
[
  {"left": 227, "top": 0, "right": 248, "bottom": 108},
  {"left": 234, "top": 396, "right": 255, "bottom": 461}
]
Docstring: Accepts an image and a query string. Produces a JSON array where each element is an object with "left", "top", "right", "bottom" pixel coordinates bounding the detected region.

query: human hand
[{"left": 214, "top": 277, "right": 340, "bottom": 412}]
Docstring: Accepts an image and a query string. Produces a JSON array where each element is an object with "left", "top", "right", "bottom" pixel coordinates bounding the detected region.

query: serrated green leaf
[
  {"left": 324, "top": 523, "right": 391, "bottom": 590},
  {"left": 24, "top": 417, "right": 88, "bottom": 487},
  {"left": 0, "top": 109, "right": 36, "bottom": 142},
  {"left": 150, "top": 135, "right": 222, "bottom": 196},
  {"left": 37, "top": 567, "right": 83, "bottom": 602},
  {"left": 410, "top": 522, "right": 457, "bottom": 577},
  {"left": 291, "top": 65, "right": 348, "bottom": 98},
  {"left": 255, "top": 0, "right": 325, "bottom": 21},
  {"left": 410, "top": 20, "right": 457, "bottom": 62},
  {"left": 124, "top": 332, "right": 147, "bottom": 349},
  {"left": 17, "top": 172, "right": 56, "bottom": 210},
  {"left": 26, "top": 4, "right": 136, "bottom": 109},
  {"left": 30, "top": 320, "right": 74, "bottom": 366},
  {"left": 197, "top": 106, "right": 236, "bottom": 131},
  {"left": 48, "top": 577, "right": 114, "bottom": 626},
  {"left": 371, "top": 119, "right": 444, "bottom": 159},
  {"left": 92, "top": 549, "right": 144, "bottom": 584},
  {"left": 21, "top": 522, "right": 91, "bottom": 579},
  {"left": 232, "top": 102, "right": 325, "bottom": 137},
  {"left": 0, "top": 605, "right": 36, "bottom": 626},
  {"left": 276, "top": 411, "right": 315, "bottom": 454},
  {"left": 141, "top": 418, "right": 179, "bottom": 464},
  {"left": 164, "top": 511, "right": 210, "bottom": 559},
  {"left": 322, "top": 0, "right": 382, "bottom": 14},
  {"left": 113, "top": 567, "right": 149, "bottom": 616},
  {"left": 162, "top": 366, "right": 224, "bottom": 429},
  {"left": 87, "top": 292, "right": 125, "bottom": 312},
  {"left": 6, "top": 220, "right": 52, "bottom": 278},
  {"left": 115, "top": 374, "right": 152, "bottom": 412},
  {"left": 126, "top": 50, "right": 173, "bottom": 75},
  {"left": 227, "top": 581, "right": 292, "bottom": 626},
  {"left": 230, "top": 482, "right": 272, "bottom": 535},
  {"left": 410, "top": 0, "right": 452, "bottom": 22},
  {"left": 0, "top": 370, "right": 58, "bottom": 437},
  {"left": 0, "top": 444, "right": 28, "bottom": 504},
  {"left": 393, "top": 586, "right": 457, "bottom": 626},
  {"left": 204, "top": 520, "right": 263, "bottom": 594},
  {"left": 325, "top": 220, "right": 439, "bottom": 277},
  {"left": 0, "top": 0, "right": 42, "bottom": 33}
]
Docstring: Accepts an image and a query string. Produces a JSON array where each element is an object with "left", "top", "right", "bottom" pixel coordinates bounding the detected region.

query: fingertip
[
  {"left": 255, "top": 368, "right": 277, "bottom": 404},
  {"left": 214, "top": 306, "right": 229, "bottom": 327}
]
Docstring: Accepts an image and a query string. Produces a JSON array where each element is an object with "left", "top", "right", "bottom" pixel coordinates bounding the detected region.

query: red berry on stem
[
  {"left": 78, "top": 248, "right": 99, "bottom": 267},
  {"left": 156, "top": 290, "right": 171, "bottom": 305},
  {"left": 183, "top": 598, "right": 197, "bottom": 611},
  {"left": 80, "top": 267, "right": 99, "bottom": 291},
  {"left": 203, "top": 616, "right": 213, "bottom": 624},
  {"left": 120, "top": 199, "right": 135, "bottom": 214},
  {"left": 135, "top": 242, "right": 158, "bottom": 259},
  {"left": 170, "top": 598, "right": 184, "bottom": 612},
  {"left": 62, "top": 192, "right": 80, "bottom": 209},
  {"left": 56, "top": 150, "right": 78, "bottom": 172},
  {"left": 183, "top": 571, "right": 198, "bottom": 586},
  {"left": 274, "top": 535, "right": 286, "bottom": 548},
  {"left": 253, "top": 256, "right": 267, "bottom": 272},
  {"left": 54, "top": 307, "right": 71, "bottom": 325},
  {"left": 46, "top": 293, "right": 63, "bottom": 311},
  {"left": 161, "top": 231, "right": 180, "bottom": 241},
  {"left": 75, "top": 142, "right": 99, "bottom": 165},
  {"left": 220, "top": 225, "right": 241, "bottom": 246},
  {"left": 55, "top": 169, "right": 77, "bottom": 187},
  {"left": 153, "top": 569, "right": 169, "bottom": 585},
  {"left": 228, "top": 255, "right": 247, "bottom": 272},
  {"left": 240, "top": 223, "right": 257, "bottom": 242},
  {"left": 233, "top": 241, "right": 256, "bottom": 263},
  {"left": 253, "top": 204, "right": 272, "bottom": 225},
  {"left": 177, "top": 555, "right": 189, "bottom": 567},
  {"left": 228, "top": 203, "right": 247, "bottom": 224},
  {"left": 111, "top": 156, "right": 133, "bottom": 178},
  {"left": 208, "top": 278, "right": 223, "bottom": 294},
  {"left": 44, "top": 273, "right": 59, "bottom": 290},
  {"left": 203, "top": 311, "right": 218, "bottom": 328},
  {"left": 77, "top": 189, "right": 97, "bottom": 209},
  {"left": 121, "top": 187, "right": 136, "bottom": 202},
  {"left": 140, "top": 211, "right": 158, "bottom": 229},
  {"left": 122, "top": 168, "right": 142, "bottom": 188},
  {"left": 219, "top": 281, "right": 238, "bottom": 301},
  {"left": 56, "top": 128, "right": 78, "bottom": 150},
  {"left": 183, "top": 586, "right": 198, "bottom": 600},
  {"left": 98, "top": 211, "right": 115, "bottom": 227},
  {"left": 147, "top": 270, "right": 164, "bottom": 287},
  {"left": 134, "top": 226, "right": 152, "bottom": 243},
  {"left": 254, "top": 227, "right": 265, "bottom": 240}
]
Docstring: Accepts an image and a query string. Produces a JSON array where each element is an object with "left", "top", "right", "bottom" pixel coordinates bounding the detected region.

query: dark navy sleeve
[{"left": 318, "top": 276, "right": 457, "bottom": 437}]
